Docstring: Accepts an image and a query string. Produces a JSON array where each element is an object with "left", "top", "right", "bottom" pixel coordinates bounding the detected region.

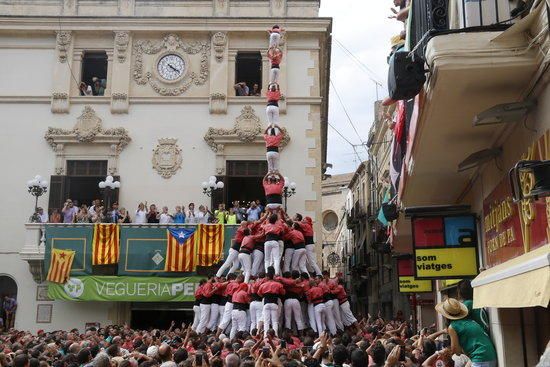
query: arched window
[{"left": 0, "top": 275, "right": 17, "bottom": 299}]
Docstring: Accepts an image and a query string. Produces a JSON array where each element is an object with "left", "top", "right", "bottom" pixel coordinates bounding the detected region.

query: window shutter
[
  {"left": 112, "top": 175, "right": 120, "bottom": 204},
  {"left": 212, "top": 176, "right": 225, "bottom": 209},
  {"left": 48, "top": 176, "right": 68, "bottom": 215}
]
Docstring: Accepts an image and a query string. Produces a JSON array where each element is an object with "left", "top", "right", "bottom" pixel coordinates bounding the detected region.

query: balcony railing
[
  {"left": 22, "top": 223, "right": 239, "bottom": 283},
  {"left": 409, "top": 0, "right": 514, "bottom": 58}
]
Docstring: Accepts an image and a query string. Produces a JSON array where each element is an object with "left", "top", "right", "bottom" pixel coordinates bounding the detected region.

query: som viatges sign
[{"left": 48, "top": 276, "right": 202, "bottom": 302}]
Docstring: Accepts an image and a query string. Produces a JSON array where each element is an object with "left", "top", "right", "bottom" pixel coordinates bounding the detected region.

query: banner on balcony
[
  {"left": 412, "top": 215, "right": 479, "bottom": 279},
  {"left": 48, "top": 276, "right": 201, "bottom": 302},
  {"left": 92, "top": 224, "right": 120, "bottom": 265},
  {"left": 45, "top": 225, "right": 94, "bottom": 276},
  {"left": 196, "top": 224, "right": 224, "bottom": 266}
]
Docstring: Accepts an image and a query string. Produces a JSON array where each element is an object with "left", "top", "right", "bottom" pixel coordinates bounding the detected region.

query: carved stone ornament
[
  {"left": 51, "top": 92, "right": 69, "bottom": 113},
  {"left": 110, "top": 93, "right": 129, "bottom": 114},
  {"left": 209, "top": 92, "right": 227, "bottom": 114},
  {"left": 152, "top": 138, "right": 183, "bottom": 179},
  {"left": 133, "top": 33, "right": 210, "bottom": 96},
  {"left": 204, "top": 106, "right": 290, "bottom": 152},
  {"left": 212, "top": 32, "right": 227, "bottom": 62},
  {"left": 56, "top": 31, "right": 72, "bottom": 63},
  {"left": 44, "top": 106, "right": 131, "bottom": 153},
  {"left": 114, "top": 31, "right": 130, "bottom": 63}
]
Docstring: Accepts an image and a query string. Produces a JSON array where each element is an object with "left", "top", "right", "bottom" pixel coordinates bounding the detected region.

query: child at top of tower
[{"left": 268, "top": 25, "right": 285, "bottom": 47}]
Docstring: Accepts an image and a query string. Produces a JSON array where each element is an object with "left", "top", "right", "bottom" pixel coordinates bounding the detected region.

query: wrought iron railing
[{"left": 409, "top": 0, "right": 514, "bottom": 59}]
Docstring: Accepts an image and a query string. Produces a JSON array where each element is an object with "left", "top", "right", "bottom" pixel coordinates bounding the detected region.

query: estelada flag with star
[
  {"left": 46, "top": 248, "right": 76, "bottom": 283},
  {"left": 165, "top": 228, "right": 196, "bottom": 272},
  {"left": 92, "top": 223, "right": 120, "bottom": 265}
]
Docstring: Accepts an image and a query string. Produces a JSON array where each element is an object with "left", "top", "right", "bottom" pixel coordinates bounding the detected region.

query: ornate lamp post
[
  {"left": 27, "top": 175, "right": 48, "bottom": 222},
  {"left": 283, "top": 176, "right": 297, "bottom": 212},
  {"left": 201, "top": 176, "right": 224, "bottom": 197},
  {"left": 98, "top": 175, "right": 120, "bottom": 212}
]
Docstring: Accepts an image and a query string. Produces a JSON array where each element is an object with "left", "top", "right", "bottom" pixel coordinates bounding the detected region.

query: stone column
[
  {"left": 209, "top": 32, "right": 228, "bottom": 114},
  {"left": 51, "top": 31, "right": 74, "bottom": 113},
  {"left": 110, "top": 31, "right": 131, "bottom": 114},
  {"left": 227, "top": 49, "right": 237, "bottom": 98}
]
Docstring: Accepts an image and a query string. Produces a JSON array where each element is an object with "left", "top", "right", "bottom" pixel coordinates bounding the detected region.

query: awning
[{"left": 472, "top": 244, "right": 550, "bottom": 309}]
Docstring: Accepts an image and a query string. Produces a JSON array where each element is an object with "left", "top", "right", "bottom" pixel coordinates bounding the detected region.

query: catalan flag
[
  {"left": 47, "top": 248, "right": 75, "bottom": 284},
  {"left": 92, "top": 224, "right": 120, "bottom": 265},
  {"left": 165, "top": 228, "right": 196, "bottom": 272},
  {"left": 196, "top": 224, "right": 224, "bottom": 266}
]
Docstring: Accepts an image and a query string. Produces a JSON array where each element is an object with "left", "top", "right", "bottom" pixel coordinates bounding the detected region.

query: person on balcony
[
  {"left": 49, "top": 208, "right": 62, "bottom": 223},
  {"left": 37, "top": 207, "right": 48, "bottom": 223},
  {"left": 159, "top": 206, "right": 173, "bottom": 224},
  {"left": 173, "top": 206, "right": 186, "bottom": 224},
  {"left": 147, "top": 204, "right": 160, "bottom": 224},
  {"left": 117, "top": 207, "right": 131, "bottom": 224},
  {"left": 134, "top": 202, "right": 148, "bottom": 224}
]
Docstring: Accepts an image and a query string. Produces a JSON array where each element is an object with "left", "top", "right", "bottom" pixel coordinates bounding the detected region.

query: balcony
[
  {"left": 22, "top": 223, "right": 238, "bottom": 283},
  {"left": 399, "top": 0, "right": 546, "bottom": 208}
]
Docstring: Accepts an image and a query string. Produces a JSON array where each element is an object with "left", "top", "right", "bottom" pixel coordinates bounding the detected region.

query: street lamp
[
  {"left": 283, "top": 176, "right": 297, "bottom": 212},
  {"left": 201, "top": 176, "right": 224, "bottom": 197},
  {"left": 98, "top": 175, "right": 120, "bottom": 212},
  {"left": 27, "top": 175, "right": 48, "bottom": 222}
]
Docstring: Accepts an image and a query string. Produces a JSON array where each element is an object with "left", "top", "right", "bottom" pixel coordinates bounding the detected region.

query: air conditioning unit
[{"left": 458, "top": 0, "right": 511, "bottom": 27}]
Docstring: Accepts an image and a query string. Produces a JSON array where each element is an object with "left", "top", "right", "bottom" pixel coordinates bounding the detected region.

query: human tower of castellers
[{"left": 191, "top": 26, "right": 358, "bottom": 340}]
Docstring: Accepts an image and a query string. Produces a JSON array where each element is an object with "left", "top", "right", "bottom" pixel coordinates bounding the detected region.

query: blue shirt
[
  {"left": 173, "top": 212, "right": 186, "bottom": 224},
  {"left": 247, "top": 207, "right": 262, "bottom": 221}
]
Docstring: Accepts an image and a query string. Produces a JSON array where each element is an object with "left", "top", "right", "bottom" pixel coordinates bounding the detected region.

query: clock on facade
[{"left": 157, "top": 54, "right": 186, "bottom": 81}]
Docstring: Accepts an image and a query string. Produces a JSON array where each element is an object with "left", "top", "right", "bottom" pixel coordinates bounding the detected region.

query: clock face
[{"left": 157, "top": 54, "right": 186, "bottom": 81}]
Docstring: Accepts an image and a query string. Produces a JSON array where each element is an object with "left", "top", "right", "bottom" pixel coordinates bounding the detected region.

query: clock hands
[{"left": 168, "top": 64, "right": 180, "bottom": 73}]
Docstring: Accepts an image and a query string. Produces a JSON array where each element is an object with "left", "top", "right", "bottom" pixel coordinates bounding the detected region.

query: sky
[{"left": 319, "top": 0, "right": 403, "bottom": 175}]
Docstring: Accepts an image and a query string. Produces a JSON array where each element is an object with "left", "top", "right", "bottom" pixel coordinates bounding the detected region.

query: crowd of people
[
  {"left": 34, "top": 199, "right": 267, "bottom": 225},
  {"left": 3, "top": 278, "right": 544, "bottom": 367}
]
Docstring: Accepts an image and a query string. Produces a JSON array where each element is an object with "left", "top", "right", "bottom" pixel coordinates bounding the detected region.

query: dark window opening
[
  {"left": 81, "top": 51, "right": 108, "bottom": 96},
  {"left": 67, "top": 160, "right": 107, "bottom": 176},
  {"left": 235, "top": 52, "right": 262, "bottom": 96}
]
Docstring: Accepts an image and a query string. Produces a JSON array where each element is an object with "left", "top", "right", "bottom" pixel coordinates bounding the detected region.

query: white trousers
[
  {"left": 218, "top": 302, "right": 233, "bottom": 330},
  {"left": 266, "top": 105, "right": 280, "bottom": 126},
  {"left": 313, "top": 303, "right": 326, "bottom": 336},
  {"left": 251, "top": 250, "right": 264, "bottom": 276},
  {"left": 238, "top": 253, "right": 252, "bottom": 283},
  {"left": 266, "top": 151, "right": 280, "bottom": 173},
  {"left": 340, "top": 301, "right": 358, "bottom": 326},
  {"left": 230, "top": 309, "right": 247, "bottom": 339},
  {"left": 270, "top": 68, "right": 280, "bottom": 84},
  {"left": 264, "top": 240, "right": 281, "bottom": 275},
  {"left": 283, "top": 248, "right": 294, "bottom": 273},
  {"left": 197, "top": 303, "right": 211, "bottom": 333},
  {"left": 207, "top": 303, "right": 220, "bottom": 331},
  {"left": 305, "top": 244, "right": 322, "bottom": 276},
  {"left": 269, "top": 32, "right": 281, "bottom": 47},
  {"left": 284, "top": 298, "right": 305, "bottom": 330},
  {"left": 308, "top": 303, "right": 317, "bottom": 332},
  {"left": 291, "top": 248, "right": 309, "bottom": 273},
  {"left": 262, "top": 302, "right": 279, "bottom": 336},
  {"left": 216, "top": 248, "right": 240, "bottom": 277},
  {"left": 250, "top": 300, "right": 264, "bottom": 332},
  {"left": 330, "top": 299, "right": 345, "bottom": 331},
  {"left": 192, "top": 305, "right": 201, "bottom": 331},
  {"left": 323, "top": 301, "right": 338, "bottom": 336},
  {"left": 265, "top": 203, "right": 282, "bottom": 210}
]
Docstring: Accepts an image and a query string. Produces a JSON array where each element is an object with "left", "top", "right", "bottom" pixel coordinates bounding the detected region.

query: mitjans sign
[
  {"left": 48, "top": 276, "right": 201, "bottom": 302},
  {"left": 412, "top": 215, "right": 478, "bottom": 279},
  {"left": 482, "top": 130, "right": 550, "bottom": 267}
]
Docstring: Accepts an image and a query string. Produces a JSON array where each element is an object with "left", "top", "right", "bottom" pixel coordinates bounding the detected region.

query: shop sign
[
  {"left": 397, "top": 258, "right": 433, "bottom": 293},
  {"left": 48, "top": 276, "right": 201, "bottom": 302},
  {"left": 412, "top": 215, "right": 479, "bottom": 279},
  {"left": 483, "top": 132, "right": 550, "bottom": 267}
]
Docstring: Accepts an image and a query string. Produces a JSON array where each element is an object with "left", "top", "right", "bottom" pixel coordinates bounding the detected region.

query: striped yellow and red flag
[
  {"left": 196, "top": 224, "right": 224, "bottom": 266},
  {"left": 46, "top": 248, "right": 75, "bottom": 284},
  {"left": 165, "top": 228, "right": 196, "bottom": 272},
  {"left": 92, "top": 223, "right": 120, "bottom": 265}
]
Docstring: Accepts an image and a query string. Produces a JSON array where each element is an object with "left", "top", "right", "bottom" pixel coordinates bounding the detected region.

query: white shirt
[
  {"left": 197, "top": 211, "right": 209, "bottom": 224},
  {"left": 186, "top": 210, "right": 198, "bottom": 224},
  {"left": 159, "top": 213, "right": 173, "bottom": 224},
  {"left": 135, "top": 209, "right": 147, "bottom": 224},
  {"left": 39, "top": 213, "right": 48, "bottom": 223}
]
